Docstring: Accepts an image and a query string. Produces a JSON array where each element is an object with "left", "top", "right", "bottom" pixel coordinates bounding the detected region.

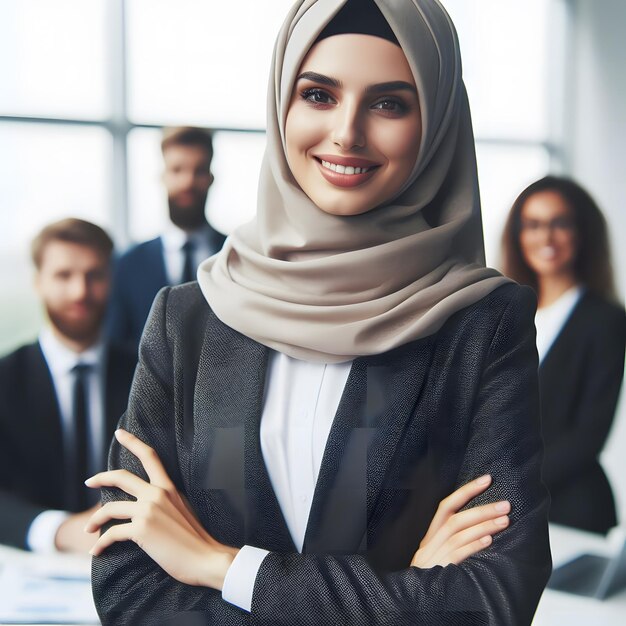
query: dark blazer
[
  {"left": 0, "top": 341, "right": 136, "bottom": 549},
  {"left": 92, "top": 282, "right": 551, "bottom": 626},
  {"left": 106, "top": 228, "right": 226, "bottom": 351},
  {"left": 539, "top": 290, "right": 626, "bottom": 534}
]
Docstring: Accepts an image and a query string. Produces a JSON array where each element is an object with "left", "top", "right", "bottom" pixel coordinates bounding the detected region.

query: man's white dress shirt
[
  {"left": 161, "top": 224, "right": 216, "bottom": 285},
  {"left": 26, "top": 328, "right": 106, "bottom": 553}
]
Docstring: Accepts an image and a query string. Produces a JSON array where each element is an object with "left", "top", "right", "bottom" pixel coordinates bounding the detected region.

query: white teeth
[
  {"left": 320, "top": 160, "right": 370, "bottom": 175},
  {"left": 538, "top": 247, "right": 557, "bottom": 259}
]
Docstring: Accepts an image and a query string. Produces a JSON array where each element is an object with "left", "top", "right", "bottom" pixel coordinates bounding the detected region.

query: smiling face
[
  {"left": 162, "top": 144, "right": 214, "bottom": 230},
  {"left": 519, "top": 190, "right": 578, "bottom": 279},
  {"left": 285, "top": 34, "right": 422, "bottom": 216},
  {"left": 35, "top": 241, "right": 110, "bottom": 347}
]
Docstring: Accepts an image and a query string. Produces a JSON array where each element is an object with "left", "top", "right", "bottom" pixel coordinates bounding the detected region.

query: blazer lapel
[
  {"left": 541, "top": 298, "right": 588, "bottom": 375},
  {"left": 26, "top": 344, "right": 68, "bottom": 506},
  {"left": 153, "top": 237, "right": 169, "bottom": 287},
  {"left": 190, "top": 313, "right": 296, "bottom": 552},
  {"left": 303, "top": 339, "right": 433, "bottom": 555}
]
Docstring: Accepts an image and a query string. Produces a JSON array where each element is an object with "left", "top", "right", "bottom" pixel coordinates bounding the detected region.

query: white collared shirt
[
  {"left": 222, "top": 351, "right": 352, "bottom": 611},
  {"left": 27, "top": 328, "right": 106, "bottom": 553},
  {"left": 535, "top": 285, "right": 583, "bottom": 363},
  {"left": 161, "top": 223, "right": 218, "bottom": 285}
]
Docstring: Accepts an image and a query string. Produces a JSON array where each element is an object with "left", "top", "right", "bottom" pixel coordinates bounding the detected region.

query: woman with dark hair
[
  {"left": 87, "top": 1, "right": 551, "bottom": 624},
  {"left": 502, "top": 175, "right": 626, "bottom": 534}
]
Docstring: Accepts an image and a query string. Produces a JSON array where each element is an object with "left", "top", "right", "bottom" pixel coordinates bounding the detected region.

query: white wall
[{"left": 565, "top": 0, "right": 626, "bottom": 521}]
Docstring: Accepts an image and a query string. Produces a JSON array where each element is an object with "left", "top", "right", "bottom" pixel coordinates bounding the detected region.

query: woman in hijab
[
  {"left": 89, "top": 1, "right": 551, "bottom": 624},
  {"left": 502, "top": 176, "right": 626, "bottom": 535}
]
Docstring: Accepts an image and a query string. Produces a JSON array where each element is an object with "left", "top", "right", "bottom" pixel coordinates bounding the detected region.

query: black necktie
[
  {"left": 69, "top": 363, "right": 92, "bottom": 511},
  {"left": 181, "top": 239, "right": 196, "bottom": 284}
]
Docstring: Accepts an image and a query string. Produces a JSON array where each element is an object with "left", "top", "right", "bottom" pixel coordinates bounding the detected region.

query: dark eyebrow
[
  {"left": 366, "top": 81, "right": 417, "bottom": 95},
  {"left": 295, "top": 73, "right": 416, "bottom": 96},
  {"left": 296, "top": 71, "right": 342, "bottom": 88}
]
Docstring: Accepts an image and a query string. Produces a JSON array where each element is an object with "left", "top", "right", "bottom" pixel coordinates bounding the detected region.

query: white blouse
[
  {"left": 534, "top": 285, "right": 583, "bottom": 363},
  {"left": 222, "top": 351, "right": 352, "bottom": 611}
]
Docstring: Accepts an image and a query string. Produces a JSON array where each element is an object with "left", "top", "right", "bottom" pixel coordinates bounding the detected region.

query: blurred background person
[
  {"left": 502, "top": 175, "right": 626, "bottom": 534},
  {"left": 106, "top": 127, "right": 226, "bottom": 351},
  {"left": 0, "top": 218, "right": 136, "bottom": 553}
]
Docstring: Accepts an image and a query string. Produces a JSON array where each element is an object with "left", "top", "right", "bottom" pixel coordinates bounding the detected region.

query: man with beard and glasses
[
  {"left": 106, "top": 127, "right": 226, "bottom": 351},
  {"left": 0, "top": 219, "right": 136, "bottom": 553}
]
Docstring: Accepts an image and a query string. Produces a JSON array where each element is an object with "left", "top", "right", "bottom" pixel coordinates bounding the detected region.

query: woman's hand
[
  {"left": 85, "top": 429, "right": 238, "bottom": 589},
  {"left": 411, "top": 474, "right": 510, "bottom": 569}
]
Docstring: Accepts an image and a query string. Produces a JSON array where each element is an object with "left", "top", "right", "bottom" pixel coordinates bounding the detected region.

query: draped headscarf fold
[{"left": 198, "top": 0, "right": 510, "bottom": 363}]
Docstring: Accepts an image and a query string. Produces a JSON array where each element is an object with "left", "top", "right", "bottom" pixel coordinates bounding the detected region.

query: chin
[
  {"left": 311, "top": 195, "right": 376, "bottom": 217},
  {"left": 49, "top": 311, "right": 104, "bottom": 345},
  {"left": 319, "top": 206, "right": 369, "bottom": 216},
  {"left": 532, "top": 263, "right": 566, "bottom": 278}
]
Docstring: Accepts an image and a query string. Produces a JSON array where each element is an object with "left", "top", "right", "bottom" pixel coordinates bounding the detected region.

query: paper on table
[{"left": 0, "top": 565, "right": 98, "bottom": 624}]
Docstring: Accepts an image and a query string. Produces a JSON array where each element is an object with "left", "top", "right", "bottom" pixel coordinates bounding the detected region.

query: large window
[
  {"left": 444, "top": 0, "right": 563, "bottom": 261},
  {"left": 0, "top": 0, "right": 565, "bottom": 355},
  {"left": 126, "top": 0, "right": 291, "bottom": 128},
  {"left": 0, "top": 0, "right": 110, "bottom": 119}
]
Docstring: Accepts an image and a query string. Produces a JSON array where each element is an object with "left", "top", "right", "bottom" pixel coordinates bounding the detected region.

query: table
[
  {"left": 2, "top": 524, "right": 625, "bottom": 624},
  {"left": 0, "top": 544, "right": 98, "bottom": 624},
  {"left": 533, "top": 524, "right": 626, "bottom": 625}
]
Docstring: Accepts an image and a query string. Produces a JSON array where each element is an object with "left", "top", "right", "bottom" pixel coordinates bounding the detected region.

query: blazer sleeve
[
  {"left": 93, "top": 288, "right": 248, "bottom": 625},
  {"left": 104, "top": 256, "right": 134, "bottom": 349},
  {"left": 0, "top": 360, "right": 47, "bottom": 549},
  {"left": 0, "top": 489, "right": 48, "bottom": 550},
  {"left": 92, "top": 286, "right": 551, "bottom": 626},
  {"left": 541, "top": 304, "right": 626, "bottom": 488},
  {"left": 250, "top": 286, "right": 551, "bottom": 626}
]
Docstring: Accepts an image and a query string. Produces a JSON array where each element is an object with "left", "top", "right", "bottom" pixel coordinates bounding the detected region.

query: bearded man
[
  {"left": 0, "top": 218, "right": 136, "bottom": 553},
  {"left": 106, "top": 127, "right": 226, "bottom": 351}
]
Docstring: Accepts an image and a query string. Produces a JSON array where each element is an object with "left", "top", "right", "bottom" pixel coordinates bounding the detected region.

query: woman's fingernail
[
  {"left": 476, "top": 474, "right": 491, "bottom": 486},
  {"left": 84, "top": 477, "right": 94, "bottom": 486},
  {"left": 494, "top": 515, "right": 509, "bottom": 527},
  {"left": 480, "top": 535, "right": 492, "bottom": 546},
  {"left": 495, "top": 501, "right": 510, "bottom": 513}
]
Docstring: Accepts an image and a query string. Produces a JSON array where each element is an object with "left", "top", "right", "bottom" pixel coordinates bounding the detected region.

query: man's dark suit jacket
[
  {"left": 539, "top": 290, "right": 626, "bottom": 534},
  {"left": 93, "top": 282, "right": 551, "bottom": 626},
  {"left": 0, "top": 341, "right": 136, "bottom": 549},
  {"left": 106, "top": 228, "right": 226, "bottom": 351}
]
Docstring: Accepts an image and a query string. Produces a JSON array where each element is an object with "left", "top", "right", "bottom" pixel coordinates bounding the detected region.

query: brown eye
[
  {"left": 301, "top": 88, "right": 335, "bottom": 106},
  {"left": 372, "top": 98, "right": 407, "bottom": 115}
]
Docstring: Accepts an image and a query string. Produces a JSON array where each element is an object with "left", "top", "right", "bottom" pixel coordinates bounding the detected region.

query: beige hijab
[{"left": 198, "top": 0, "right": 510, "bottom": 363}]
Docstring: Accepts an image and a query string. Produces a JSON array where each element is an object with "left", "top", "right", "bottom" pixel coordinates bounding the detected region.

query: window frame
[{"left": 0, "top": 0, "right": 566, "bottom": 247}]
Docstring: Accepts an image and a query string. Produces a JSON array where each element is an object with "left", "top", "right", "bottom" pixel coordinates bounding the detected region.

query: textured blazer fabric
[
  {"left": 92, "top": 282, "right": 551, "bottom": 626},
  {"left": 0, "top": 342, "right": 136, "bottom": 549},
  {"left": 539, "top": 291, "right": 626, "bottom": 534}
]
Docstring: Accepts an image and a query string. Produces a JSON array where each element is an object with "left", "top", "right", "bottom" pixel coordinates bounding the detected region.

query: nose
[
  {"left": 69, "top": 274, "right": 89, "bottom": 300},
  {"left": 539, "top": 223, "right": 556, "bottom": 245},
  {"left": 331, "top": 101, "right": 365, "bottom": 151},
  {"left": 179, "top": 168, "right": 195, "bottom": 189}
]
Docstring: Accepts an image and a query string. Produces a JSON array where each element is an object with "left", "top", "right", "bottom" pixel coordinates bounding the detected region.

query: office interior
[{"left": 0, "top": 0, "right": 625, "bottom": 622}]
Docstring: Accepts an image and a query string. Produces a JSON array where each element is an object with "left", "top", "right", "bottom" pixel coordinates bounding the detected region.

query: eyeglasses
[{"left": 520, "top": 217, "right": 575, "bottom": 234}]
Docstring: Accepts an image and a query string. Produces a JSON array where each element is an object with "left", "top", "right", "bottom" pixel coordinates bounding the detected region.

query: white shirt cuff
[
  {"left": 26, "top": 509, "right": 71, "bottom": 553},
  {"left": 222, "top": 545, "right": 269, "bottom": 612}
]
